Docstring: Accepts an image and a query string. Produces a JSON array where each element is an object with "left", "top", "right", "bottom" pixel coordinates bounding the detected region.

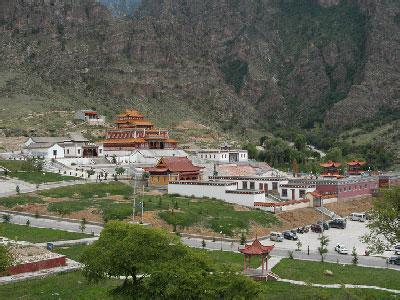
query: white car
[{"left": 335, "top": 243, "right": 349, "bottom": 254}]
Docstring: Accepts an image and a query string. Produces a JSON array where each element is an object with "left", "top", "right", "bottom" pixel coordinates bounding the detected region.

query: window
[
  {"left": 282, "top": 189, "right": 288, "bottom": 197},
  {"left": 66, "top": 149, "right": 70, "bottom": 154},
  {"left": 99, "top": 149, "right": 102, "bottom": 154},
  {"left": 78, "top": 149, "right": 81, "bottom": 155},
  {"left": 259, "top": 183, "right": 263, "bottom": 190},
  {"left": 242, "top": 182, "right": 248, "bottom": 189},
  {"left": 299, "top": 189, "right": 305, "bottom": 198},
  {"left": 272, "top": 182, "right": 278, "bottom": 191},
  {"left": 250, "top": 182, "right": 255, "bottom": 190},
  {"left": 53, "top": 150, "right": 57, "bottom": 156}
]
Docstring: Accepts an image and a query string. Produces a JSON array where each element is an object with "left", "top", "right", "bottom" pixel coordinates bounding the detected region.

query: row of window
[
  {"left": 281, "top": 189, "right": 306, "bottom": 197},
  {"left": 339, "top": 183, "right": 374, "bottom": 193}
]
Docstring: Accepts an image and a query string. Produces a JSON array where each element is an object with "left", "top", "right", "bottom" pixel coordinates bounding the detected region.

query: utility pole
[{"left": 132, "top": 174, "right": 137, "bottom": 223}]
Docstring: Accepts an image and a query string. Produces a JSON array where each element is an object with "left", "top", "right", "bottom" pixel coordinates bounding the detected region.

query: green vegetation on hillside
[
  {"left": 0, "top": 195, "right": 44, "bottom": 208},
  {"left": 0, "top": 223, "right": 90, "bottom": 243}
]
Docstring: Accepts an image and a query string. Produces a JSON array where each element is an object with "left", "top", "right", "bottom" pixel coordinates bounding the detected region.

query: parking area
[{"left": 264, "top": 219, "right": 384, "bottom": 256}]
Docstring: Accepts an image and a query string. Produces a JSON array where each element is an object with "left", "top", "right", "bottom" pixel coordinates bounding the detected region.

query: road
[{"left": 1, "top": 212, "right": 399, "bottom": 271}]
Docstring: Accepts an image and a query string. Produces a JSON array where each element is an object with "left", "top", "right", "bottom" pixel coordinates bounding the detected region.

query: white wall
[
  {"left": 224, "top": 191, "right": 265, "bottom": 206},
  {"left": 279, "top": 186, "right": 316, "bottom": 201}
]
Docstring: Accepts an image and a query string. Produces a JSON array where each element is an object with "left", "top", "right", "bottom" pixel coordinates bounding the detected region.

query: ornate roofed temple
[
  {"left": 347, "top": 160, "right": 366, "bottom": 175},
  {"left": 320, "top": 160, "right": 342, "bottom": 178},
  {"left": 103, "top": 109, "right": 177, "bottom": 151}
]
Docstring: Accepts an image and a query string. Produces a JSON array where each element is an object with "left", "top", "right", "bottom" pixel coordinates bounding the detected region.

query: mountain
[
  {"left": 98, "top": 0, "right": 141, "bottom": 16},
  {"left": 0, "top": 0, "right": 399, "bottom": 154}
]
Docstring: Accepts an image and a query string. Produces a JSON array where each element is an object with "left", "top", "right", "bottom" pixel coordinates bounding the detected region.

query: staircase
[
  {"left": 267, "top": 272, "right": 280, "bottom": 281},
  {"left": 315, "top": 206, "right": 339, "bottom": 219},
  {"left": 265, "top": 193, "right": 282, "bottom": 202}
]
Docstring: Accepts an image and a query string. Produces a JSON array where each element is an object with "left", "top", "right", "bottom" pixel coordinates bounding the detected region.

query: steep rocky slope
[{"left": 0, "top": 0, "right": 398, "bottom": 142}]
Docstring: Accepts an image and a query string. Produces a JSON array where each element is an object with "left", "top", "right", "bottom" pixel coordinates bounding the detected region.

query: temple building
[
  {"left": 320, "top": 161, "right": 342, "bottom": 178},
  {"left": 145, "top": 157, "right": 202, "bottom": 186},
  {"left": 346, "top": 160, "right": 366, "bottom": 175},
  {"left": 103, "top": 109, "right": 177, "bottom": 152}
]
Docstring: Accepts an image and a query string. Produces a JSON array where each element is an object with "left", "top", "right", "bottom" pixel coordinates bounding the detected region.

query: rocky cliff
[{"left": 0, "top": 0, "right": 398, "bottom": 138}]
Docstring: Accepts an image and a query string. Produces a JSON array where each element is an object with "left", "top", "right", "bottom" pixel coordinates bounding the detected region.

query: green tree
[
  {"left": 80, "top": 218, "right": 87, "bottom": 233},
  {"left": 244, "top": 143, "right": 258, "bottom": 159},
  {"left": 362, "top": 187, "right": 400, "bottom": 254},
  {"left": 15, "top": 185, "right": 20, "bottom": 194},
  {"left": 2, "top": 214, "right": 11, "bottom": 223},
  {"left": 294, "top": 134, "right": 306, "bottom": 151},
  {"left": 325, "top": 147, "right": 343, "bottom": 162},
  {"left": 240, "top": 233, "right": 246, "bottom": 245},
  {"left": 0, "top": 245, "right": 13, "bottom": 272},
  {"left": 318, "top": 234, "right": 329, "bottom": 262},
  {"left": 352, "top": 247, "right": 358, "bottom": 265},
  {"left": 115, "top": 167, "right": 126, "bottom": 177},
  {"left": 202, "top": 239, "right": 206, "bottom": 248}
]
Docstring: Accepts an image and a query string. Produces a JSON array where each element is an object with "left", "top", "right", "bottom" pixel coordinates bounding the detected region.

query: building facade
[
  {"left": 197, "top": 149, "right": 248, "bottom": 163},
  {"left": 209, "top": 175, "right": 288, "bottom": 193},
  {"left": 103, "top": 109, "right": 177, "bottom": 152},
  {"left": 74, "top": 110, "right": 106, "bottom": 125}
]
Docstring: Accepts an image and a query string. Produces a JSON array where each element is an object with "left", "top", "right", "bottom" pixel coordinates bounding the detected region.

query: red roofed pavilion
[
  {"left": 347, "top": 160, "right": 366, "bottom": 175},
  {"left": 240, "top": 238, "right": 275, "bottom": 280},
  {"left": 320, "top": 160, "right": 342, "bottom": 177}
]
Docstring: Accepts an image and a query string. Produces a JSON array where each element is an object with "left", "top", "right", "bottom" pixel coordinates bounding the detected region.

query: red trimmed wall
[{"left": 8, "top": 256, "right": 66, "bottom": 275}]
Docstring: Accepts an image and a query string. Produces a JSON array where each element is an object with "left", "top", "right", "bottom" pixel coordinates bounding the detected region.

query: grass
[
  {"left": 54, "top": 244, "right": 89, "bottom": 262},
  {"left": 261, "top": 281, "right": 397, "bottom": 300},
  {"left": 0, "top": 195, "right": 44, "bottom": 208},
  {"left": 0, "top": 270, "right": 395, "bottom": 300},
  {"left": 0, "top": 271, "right": 122, "bottom": 300},
  {"left": 273, "top": 258, "right": 400, "bottom": 290},
  {"left": 39, "top": 182, "right": 133, "bottom": 198},
  {"left": 0, "top": 223, "right": 90, "bottom": 243},
  {"left": 10, "top": 171, "right": 76, "bottom": 184}
]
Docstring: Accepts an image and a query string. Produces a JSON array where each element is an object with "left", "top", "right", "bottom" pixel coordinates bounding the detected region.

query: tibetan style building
[
  {"left": 347, "top": 160, "right": 366, "bottom": 175},
  {"left": 103, "top": 109, "right": 177, "bottom": 151},
  {"left": 320, "top": 161, "right": 342, "bottom": 178},
  {"left": 145, "top": 157, "right": 202, "bottom": 186}
]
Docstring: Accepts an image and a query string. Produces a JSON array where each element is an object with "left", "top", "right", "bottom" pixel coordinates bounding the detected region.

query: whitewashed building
[
  {"left": 168, "top": 180, "right": 266, "bottom": 207},
  {"left": 209, "top": 175, "right": 289, "bottom": 193},
  {"left": 74, "top": 110, "right": 106, "bottom": 125},
  {"left": 279, "top": 182, "right": 316, "bottom": 201},
  {"left": 106, "top": 149, "right": 189, "bottom": 165},
  {"left": 196, "top": 149, "right": 248, "bottom": 163}
]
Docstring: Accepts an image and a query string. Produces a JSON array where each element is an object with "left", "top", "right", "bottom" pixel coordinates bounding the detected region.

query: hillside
[{"left": 0, "top": 0, "right": 398, "bottom": 157}]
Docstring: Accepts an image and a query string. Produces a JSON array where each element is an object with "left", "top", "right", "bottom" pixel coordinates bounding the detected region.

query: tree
[
  {"left": 15, "top": 185, "right": 20, "bottom": 194},
  {"left": 318, "top": 234, "right": 329, "bottom": 262},
  {"left": 80, "top": 218, "right": 87, "bottom": 233},
  {"left": 82, "top": 221, "right": 260, "bottom": 298},
  {"left": 2, "top": 214, "right": 11, "bottom": 223},
  {"left": 325, "top": 147, "right": 343, "bottom": 163},
  {"left": 352, "top": 247, "right": 358, "bottom": 265},
  {"left": 111, "top": 155, "right": 117, "bottom": 164},
  {"left": 296, "top": 240, "right": 302, "bottom": 251},
  {"left": 26, "top": 219, "right": 30, "bottom": 227},
  {"left": 0, "top": 245, "right": 13, "bottom": 272},
  {"left": 244, "top": 143, "right": 258, "bottom": 159},
  {"left": 294, "top": 134, "right": 306, "bottom": 151},
  {"left": 202, "top": 239, "right": 206, "bottom": 248},
  {"left": 362, "top": 187, "right": 400, "bottom": 254},
  {"left": 86, "top": 169, "right": 95, "bottom": 178},
  {"left": 240, "top": 233, "right": 246, "bottom": 245},
  {"left": 115, "top": 167, "right": 126, "bottom": 177}
]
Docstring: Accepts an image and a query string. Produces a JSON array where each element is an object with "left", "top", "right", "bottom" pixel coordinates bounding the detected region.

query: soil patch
[{"left": 325, "top": 197, "right": 373, "bottom": 217}]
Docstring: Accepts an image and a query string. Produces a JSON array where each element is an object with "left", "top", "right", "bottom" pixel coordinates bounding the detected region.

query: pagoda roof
[
  {"left": 114, "top": 119, "right": 154, "bottom": 126},
  {"left": 146, "top": 157, "right": 201, "bottom": 173},
  {"left": 116, "top": 109, "right": 144, "bottom": 118},
  {"left": 320, "top": 160, "right": 341, "bottom": 168},
  {"left": 240, "top": 238, "right": 274, "bottom": 255},
  {"left": 347, "top": 160, "right": 366, "bottom": 166}
]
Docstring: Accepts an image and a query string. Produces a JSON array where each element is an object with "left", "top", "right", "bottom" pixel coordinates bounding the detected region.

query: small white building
[
  {"left": 74, "top": 110, "right": 106, "bottom": 126},
  {"left": 168, "top": 180, "right": 266, "bottom": 207},
  {"left": 106, "top": 149, "right": 189, "bottom": 165},
  {"left": 196, "top": 149, "right": 248, "bottom": 164},
  {"left": 24, "top": 133, "right": 103, "bottom": 160},
  {"left": 279, "top": 182, "right": 316, "bottom": 201}
]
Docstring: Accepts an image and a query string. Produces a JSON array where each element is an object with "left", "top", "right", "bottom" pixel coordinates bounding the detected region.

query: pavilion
[
  {"left": 347, "top": 160, "right": 366, "bottom": 175},
  {"left": 239, "top": 238, "right": 278, "bottom": 281}
]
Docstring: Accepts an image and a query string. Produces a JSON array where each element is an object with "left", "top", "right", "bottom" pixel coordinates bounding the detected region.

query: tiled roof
[
  {"left": 320, "top": 160, "right": 342, "bottom": 168},
  {"left": 29, "top": 137, "right": 67, "bottom": 143},
  {"left": 347, "top": 160, "right": 366, "bottom": 166},
  {"left": 116, "top": 109, "right": 144, "bottom": 118},
  {"left": 240, "top": 239, "right": 274, "bottom": 255},
  {"left": 147, "top": 157, "right": 201, "bottom": 173},
  {"left": 103, "top": 138, "right": 146, "bottom": 144}
]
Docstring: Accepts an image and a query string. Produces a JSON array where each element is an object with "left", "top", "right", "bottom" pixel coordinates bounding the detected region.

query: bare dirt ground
[
  {"left": 325, "top": 197, "right": 373, "bottom": 217},
  {"left": 0, "top": 136, "right": 26, "bottom": 152}
]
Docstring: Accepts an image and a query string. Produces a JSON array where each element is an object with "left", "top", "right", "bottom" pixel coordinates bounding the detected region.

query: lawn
[
  {"left": 0, "top": 195, "right": 44, "bottom": 208},
  {"left": 39, "top": 182, "right": 133, "bottom": 198},
  {"left": 10, "top": 171, "right": 76, "bottom": 184},
  {"left": 273, "top": 258, "right": 400, "bottom": 290},
  {"left": 0, "top": 160, "right": 76, "bottom": 183},
  {"left": 0, "top": 271, "right": 395, "bottom": 300},
  {"left": 261, "top": 281, "right": 397, "bottom": 300},
  {"left": 54, "top": 244, "right": 89, "bottom": 262},
  {"left": 0, "top": 223, "right": 90, "bottom": 243}
]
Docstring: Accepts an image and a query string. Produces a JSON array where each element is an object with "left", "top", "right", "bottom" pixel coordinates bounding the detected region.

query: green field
[
  {"left": 0, "top": 271, "right": 395, "bottom": 300},
  {"left": 0, "top": 195, "right": 44, "bottom": 208},
  {"left": 273, "top": 258, "right": 400, "bottom": 290},
  {"left": 54, "top": 244, "right": 89, "bottom": 262},
  {"left": 0, "top": 223, "right": 90, "bottom": 243},
  {"left": 39, "top": 182, "right": 133, "bottom": 198},
  {"left": 0, "top": 160, "right": 76, "bottom": 184}
]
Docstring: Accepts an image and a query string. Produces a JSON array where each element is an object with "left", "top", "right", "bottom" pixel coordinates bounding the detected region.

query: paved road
[{"left": 1, "top": 212, "right": 399, "bottom": 271}]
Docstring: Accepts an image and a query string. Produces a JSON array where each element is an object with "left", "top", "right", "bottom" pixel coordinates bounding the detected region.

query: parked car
[
  {"left": 311, "top": 224, "right": 323, "bottom": 233},
  {"left": 387, "top": 256, "right": 400, "bottom": 265},
  {"left": 329, "top": 218, "right": 347, "bottom": 229},
  {"left": 334, "top": 243, "right": 349, "bottom": 254},
  {"left": 297, "top": 227, "right": 307, "bottom": 234},
  {"left": 317, "top": 221, "right": 330, "bottom": 230},
  {"left": 350, "top": 213, "right": 366, "bottom": 222},
  {"left": 283, "top": 231, "right": 298, "bottom": 240},
  {"left": 270, "top": 232, "right": 284, "bottom": 242}
]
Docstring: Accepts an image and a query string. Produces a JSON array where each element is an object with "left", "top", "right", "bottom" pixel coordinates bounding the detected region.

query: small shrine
[
  {"left": 320, "top": 160, "right": 342, "bottom": 178},
  {"left": 347, "top": 160, "right": 366, "bottom": 175},
  {"left": 239, "top": 238, "right": 278, "bottom": 281}
]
